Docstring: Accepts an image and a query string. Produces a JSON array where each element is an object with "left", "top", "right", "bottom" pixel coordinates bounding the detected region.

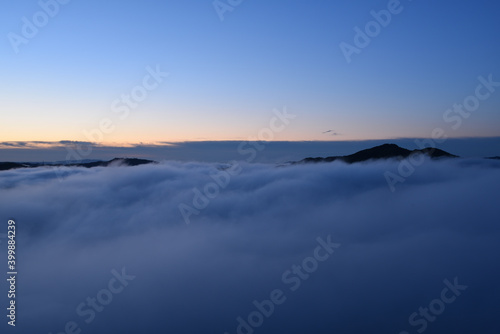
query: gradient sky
[{"left": 1, "top": 0, "right": 500, "bottom": 145}]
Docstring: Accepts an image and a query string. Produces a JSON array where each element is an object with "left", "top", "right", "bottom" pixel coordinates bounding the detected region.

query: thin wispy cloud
[{"left": 322, "top": 130, "right": 341, "bottom": 136}]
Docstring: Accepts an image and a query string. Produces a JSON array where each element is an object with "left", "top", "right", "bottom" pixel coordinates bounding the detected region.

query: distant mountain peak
[{"left": 296, "top": 143, "right": 458, "bottom": 165}]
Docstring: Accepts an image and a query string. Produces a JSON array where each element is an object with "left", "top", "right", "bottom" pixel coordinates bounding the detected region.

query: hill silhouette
[
  {"left": 0, "top": 162, "right": 26, "bottom": 171},
  {"left": 73, "top": 158, "right": 156, "bottom": 168},
  {"left": 296, "top": 143, "right": 458, "bottom": 164},
  {"left": 0, "top": 158, "right": 156, "bottom": 171}
]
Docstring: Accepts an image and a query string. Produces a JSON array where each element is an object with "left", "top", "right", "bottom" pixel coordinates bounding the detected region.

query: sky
[
  {"left": 2, "top": 3, "right": 500, "bottom": 332},
  {"left": 1, "top": 0, "right": 500, "bottom": 153}
]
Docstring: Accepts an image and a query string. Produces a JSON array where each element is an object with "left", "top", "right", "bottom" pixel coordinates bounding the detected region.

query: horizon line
[{"left": 2, "top": 136, "right": 500, "bottom": 149}]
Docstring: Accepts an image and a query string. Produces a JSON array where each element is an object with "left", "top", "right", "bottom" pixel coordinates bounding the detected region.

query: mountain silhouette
[
  {"left": 73, "top": 158, "right": 156, "bottom": 168},
  {"left": 0, "top": 158, "right": 156, "bottom": 171},
  {"left": 296, "top": 143, "right": 458, "bottom": 164},
  {"left": 0, "top": 145, "right": 495, "bottom": 172},
  {"left": 0, "top": 162, "right": 27, "bottom": 171}
]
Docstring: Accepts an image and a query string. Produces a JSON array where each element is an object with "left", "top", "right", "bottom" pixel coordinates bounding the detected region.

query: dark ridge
[
  {"left": 343, "top": 144, "right": 412, "bottom": 163},
  {"left": 110, "top": 158, "right": 157, "bottom": 166},
  {"left": 0, "top": 158, "right": 157, "bottom": 171},
  {"left": 66, "top": 158, "right": 157, "bottom": 168},
  {"left": 0, "top": 162, "right": 28, "bottom": 171},
  {"left": 296, "top": 144, "right": 458, "bottom": 165},
  {"left": 417, "top": 147, "right": 457, "bottom": 158},
  {"left": 487, "top": 156, "right": 500, "bottom": 160}
]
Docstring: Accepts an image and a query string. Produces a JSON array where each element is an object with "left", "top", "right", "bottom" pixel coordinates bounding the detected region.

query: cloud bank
[
  {"left": 1, "top": 137, "right": 500, "bottom": 163},
  {"left": 0, "top": 158, "right": 499, "bottom": 333}
]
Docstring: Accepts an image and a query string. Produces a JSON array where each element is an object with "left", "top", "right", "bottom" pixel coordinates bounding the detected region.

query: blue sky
[{"left": 1, "top": 0, "right": 500, "bottom": 146}]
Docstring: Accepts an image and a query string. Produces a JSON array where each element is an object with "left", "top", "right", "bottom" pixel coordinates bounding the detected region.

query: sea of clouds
[{"left": 0, "top": 158, "right": 499, "bottom": 333}]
